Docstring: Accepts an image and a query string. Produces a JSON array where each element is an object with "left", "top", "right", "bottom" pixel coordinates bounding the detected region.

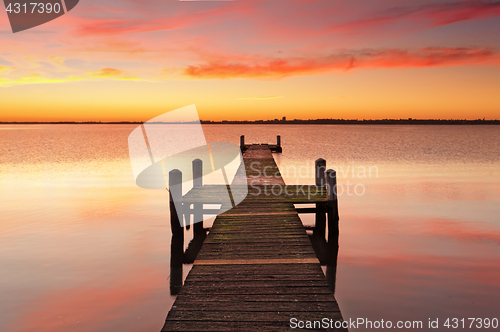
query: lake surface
[{"left": 1, "top": 124, "right": 499, "bottom": 331}]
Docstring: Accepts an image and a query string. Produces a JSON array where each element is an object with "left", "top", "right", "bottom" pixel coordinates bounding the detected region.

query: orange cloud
[
  {"left": 87, "top": 68, "right": 125, "bottom": 77},
  {"left": 184, "top": 47, "right": 500, "bottom": 79},
  {"left": 86, "top": 68, "right": 139, "bottom": 80}
]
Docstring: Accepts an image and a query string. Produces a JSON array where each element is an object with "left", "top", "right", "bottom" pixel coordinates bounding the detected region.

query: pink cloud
[
  {"left": 328, "top": 1, "right": 500, "bottom": 34},
  {"left": 184, "top": 47, "right": 500, "bottom": 79},
  {"left": 71, "top": 2, "right": 258, "bottom": 36}
]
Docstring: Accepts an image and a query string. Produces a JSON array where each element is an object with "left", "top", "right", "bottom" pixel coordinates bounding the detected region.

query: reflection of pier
[{"left": 163, "top": 139, "right": 346, "bottom": 331}]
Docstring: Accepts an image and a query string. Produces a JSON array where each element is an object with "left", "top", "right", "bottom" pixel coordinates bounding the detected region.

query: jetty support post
[
  {"left": 326, "top": 169, "right": 339, "bottom": 293},
  {"left": 315, "top": 158, "right": 326, "bottom": 187},
  {"left": 276, "top": 135, "right": 282, "bottom": 152},
  {"left": 240, "top": 135, "right": 245, "bottom": 152},
  {"left": 314, "top": 158, "right": 327, "bottom": 239},
  {"left": 192, "top": 158, "right": 205, "bottom": 240},
  {"left": 169, "top": 169, "right": 184, "bottom": 295}
]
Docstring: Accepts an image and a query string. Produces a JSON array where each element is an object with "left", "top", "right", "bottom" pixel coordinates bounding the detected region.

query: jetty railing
[{"left": 240, "top": 134, "right": 282, "bottom": 152}]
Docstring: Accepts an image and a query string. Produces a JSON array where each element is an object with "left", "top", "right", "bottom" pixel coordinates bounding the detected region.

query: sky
[{"left": 0, "top": 0, "right": 499, "bottom": 121}]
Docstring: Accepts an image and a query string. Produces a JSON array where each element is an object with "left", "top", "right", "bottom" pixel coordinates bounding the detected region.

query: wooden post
[
  {"left": 170, "top": 232, "right": 183, "bottom": 295},
  {"left": 325, "top": 169, "right": 339, "bottom": 294},
  {"left": 313, "top": 158, "right": 327, "bottom": 239},
  {"left": 326, "top": 169, "right": 338, "bottom": 204},
  {"left": 313, "top": 201, "right": 326, "bottom": 244},
  {"left": 240, "top": 135, "right": 245, "bottom": 152},
  {"left": 169, "top": 169, "right": 183, "bottom": 295},
  {"left": 276, "top": 135, "right": 282, "bottom": 152},
  {"left": 184, "top": 160, "right": 207, "bottom": 263},
  {"left": 192, "top": 159, "right": 205, "bottom": 240},
  {"left": 169, "top": 169, "right": 183, "bottom": 232},
  {"left": 315, "top": 158, "right": 326, "bottom": 187},
  {"left": 193, "top": 158, "right": 203, "bottom": 188}
]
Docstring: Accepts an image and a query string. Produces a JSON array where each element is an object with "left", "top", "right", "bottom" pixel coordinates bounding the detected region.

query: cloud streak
[
  {"left": 72, "top": 2, "right": 257, "bottom": 36},
  {"left": 237, "top": 96, "right": 284, "bottom": 100},
  {"left": 184, "top": 47, "right": 500, "bottom": 79},
  {"left": 0, "top": 65, "right": 141, "bottom": 86},
  {"left": 87, "top": 67, "right": 126, "bottom": 77},
  {"left": 329, "top": 0, "right": 500, "bottom": 34}
]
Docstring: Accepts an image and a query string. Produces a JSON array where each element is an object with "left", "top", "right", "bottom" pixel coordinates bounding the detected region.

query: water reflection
[
  {"left": 168, "top": 185, "right": 209, "bottom": 294},
  {"left": 306, "top": 202, "right": 340, "bottom": 295},
  {"left": 1, "top": 124, "right": 499, "bottom": 331},
  {"left": 169, "top": 222, "right": 207, "bottom": 295}
]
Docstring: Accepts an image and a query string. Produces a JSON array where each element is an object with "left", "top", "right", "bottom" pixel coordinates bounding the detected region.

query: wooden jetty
[{"left": 162, "top": 137, "right": 346, "bottom": 331}]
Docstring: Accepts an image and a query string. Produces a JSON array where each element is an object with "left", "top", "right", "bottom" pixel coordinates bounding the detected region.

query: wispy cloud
[
  {"left": 86, "top": 68, "right": 139, "bottom": 80},
  {"left": 87, "top": 68, "right": 125, "bottom": 77},
  {"left": 71, "top": 2, "right": 257, "bottom": 36},
  {"left": 237, "top": 96, "right": 284, "bottom": 100},
  {"left": 0, "top": 63, "right": 142, "bottom": 86},
  {"left": 0, "top": 75, "right": 82, "bottom": 86},
  {"left": 184, "top": 47, "right": 500, "bottom": 79},
  {"left": 328, "top": 0, "right": 500, "bottom": 34}
]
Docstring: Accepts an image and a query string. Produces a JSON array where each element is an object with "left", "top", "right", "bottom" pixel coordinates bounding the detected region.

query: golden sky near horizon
[{"left": 0, "top": 0, "right": 499, "bottom": 121}]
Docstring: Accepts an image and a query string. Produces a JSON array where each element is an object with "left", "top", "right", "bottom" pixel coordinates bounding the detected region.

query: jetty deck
[{"left": 162, "top": 144, "right": 345, "bottom": 331}]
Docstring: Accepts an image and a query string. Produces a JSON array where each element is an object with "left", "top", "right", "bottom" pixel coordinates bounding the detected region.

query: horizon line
[{"left": 0, "top": 118, "right": 499, "bottom": 125}]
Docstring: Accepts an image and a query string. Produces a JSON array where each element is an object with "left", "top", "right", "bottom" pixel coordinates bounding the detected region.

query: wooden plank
[
  {"left": 163, "top": 321, "right": 338, "bottom": 332},
  {"left": 182, "top": 185, "right": 327, "bottom": 204},
  {"left": 170, "top": 301, "right": 340, "bottom": 312},
  {"left": 166, "top": 311, "right": 343, "bottom": 322},
  {"left": 193, "top": 258, "right": 319, "bottom": 265}
]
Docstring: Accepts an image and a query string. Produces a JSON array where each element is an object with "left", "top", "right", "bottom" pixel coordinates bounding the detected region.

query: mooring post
[
  {"left": 315, "top": 158, "right": 326, "bottom": 187},
  {"left": 276, "top": 135, "right": 282, "bottom": 152},
  {"left": 192, "top": 158, "right": 205, "bottom": 240},
  {"left": 169, "top": 169, "right": 184, "bottom": 295},
  {"left": 240, "top": 135, "right": 245, "bottom": 152},
  {"left": 169, "top": 169, "right": 183, "bottom": 232},
  {"left": 326, "top": 169, "right": 339, "bottom": 237},
  {"left": 325, "top": 169, "right": 339, "bottom": 293},
  {"left": 314, "top": 158, "right": 327, "bottom": 239}
]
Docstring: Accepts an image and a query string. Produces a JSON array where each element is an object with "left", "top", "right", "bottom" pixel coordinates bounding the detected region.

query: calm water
[{"left": 0, "top": 124, "right": 499, "bottom": 331}]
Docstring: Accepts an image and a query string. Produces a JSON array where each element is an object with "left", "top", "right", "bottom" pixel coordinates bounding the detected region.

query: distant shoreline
[{"left": 1, "top": 119, "right": 499, "bottom": 125}]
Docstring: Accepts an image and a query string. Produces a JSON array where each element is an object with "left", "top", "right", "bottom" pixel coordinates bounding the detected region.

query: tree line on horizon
[{"left": 1, "top": 118, "right": 498, "bottom": 125}]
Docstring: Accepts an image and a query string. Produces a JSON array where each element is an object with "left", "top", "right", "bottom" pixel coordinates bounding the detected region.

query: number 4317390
[
  {"left": 6, "top": 2, "right": 62, "bottom": 14},
  {"left": 444, "top": 318, "right": 498, "bottom": 329}
]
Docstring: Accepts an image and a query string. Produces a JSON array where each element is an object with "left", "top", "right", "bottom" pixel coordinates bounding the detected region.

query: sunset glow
[{"left": 1, "top": 0, "right": 499, "bottom": 121}]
